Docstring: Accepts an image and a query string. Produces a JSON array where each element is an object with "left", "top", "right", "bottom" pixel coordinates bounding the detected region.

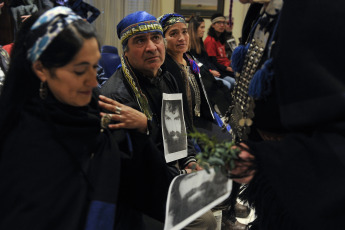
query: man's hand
[
  {"left": 98, "top": 95, "right": 148, "bottom": 133},
  {"left": 185, "top": 162, "right": 203, "bottom": 172},
  {"left": 21, "top": 15, "right": 31, "bottom": 22}
]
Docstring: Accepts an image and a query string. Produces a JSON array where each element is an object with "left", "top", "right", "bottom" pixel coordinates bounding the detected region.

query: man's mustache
[{"left": 169, "top": 131, "right": 182, "bottom": 138}]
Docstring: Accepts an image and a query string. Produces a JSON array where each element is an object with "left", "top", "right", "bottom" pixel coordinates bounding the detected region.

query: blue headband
[
  {"left": 157, "top": 13, "right": 186, "bottom": 34},
  {"left": 27, "top": 6, "right": 81, "bottom": 63},
  {"left": 117, "top": 11, "right": 163, "bottom": 47}
]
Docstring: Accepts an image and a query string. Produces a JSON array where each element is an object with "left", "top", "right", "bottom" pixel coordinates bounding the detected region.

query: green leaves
[{"left": 190, "top": 129, "right": 240, "bottom": 176}]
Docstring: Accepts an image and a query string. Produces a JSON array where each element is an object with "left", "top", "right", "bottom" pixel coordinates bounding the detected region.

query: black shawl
[
  {"left": 0, "top": 92, "right": 120, "bottom": 230},
  {"left": 243, "top": 1, "right": 345, "bottom": 229}
]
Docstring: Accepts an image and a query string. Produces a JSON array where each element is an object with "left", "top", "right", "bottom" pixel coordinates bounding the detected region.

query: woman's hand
[
  {"left": 209, "top": 69, "right": 221, "bottom": 77},
  {"left": 98, "top": 95, "right": 148, "bottom": 133},
  {"left": 226, "top": 66, "right": 233, "bottom": 72},
  {"left": 230, "top": 143, "right": 256, "bottom": 184}
]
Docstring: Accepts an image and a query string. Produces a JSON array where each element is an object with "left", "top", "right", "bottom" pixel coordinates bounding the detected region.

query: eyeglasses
[{"left": 215, "top": 21, "right": 226, "bottom": 25}]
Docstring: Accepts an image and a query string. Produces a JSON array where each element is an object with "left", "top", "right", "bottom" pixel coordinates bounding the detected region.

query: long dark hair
[
  {"left": 187, "top": 15, "right": 205, "bottom": 55},
  {"left": 207, "top": 13, "right": 227, "bottom": 44},
  {"left": 0, "top": 11, "right": 99, "bottom": 148}
]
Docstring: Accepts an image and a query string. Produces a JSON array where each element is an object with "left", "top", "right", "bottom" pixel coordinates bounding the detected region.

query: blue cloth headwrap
[
  {"left": 157, "top": 13, "right": 186, "bottom": 35},
  {"left": 117, "top": 11, "right": 163, "bottom": 47},
  {"left": 27, "top": 6, "right": 81, "bottom": 63}
]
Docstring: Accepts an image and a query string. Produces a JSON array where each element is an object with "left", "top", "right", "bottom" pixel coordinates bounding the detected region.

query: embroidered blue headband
[
  {"left": 27, "top": 6, "right": 82, "bottom": 63},
  {"left": 157, "top": 13, "right": 186, "bottom": 34},
  {"left": 117, "top": 11, "right": 163, "bottom": 46}
]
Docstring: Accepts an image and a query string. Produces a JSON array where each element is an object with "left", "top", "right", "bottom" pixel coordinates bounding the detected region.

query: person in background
[
  {"left": 0, "top": 1, "right": 4, "bottom": 15},
  {"left": 0, "top": 0, "right": 15, "bottom": 45},
  {"left": 204, "top": 13, "right": 234, "bottom": 79},
  {"left": 187, "top": 15, "right": 235, "bottom": 89},
  {"left": 224, "top": 16, "right": 237, "bottom": 59},
  {"left": 229, "top": 0, "right": 345, "bottom": 229},
  {"left": 0, "top": 46, "right": 9, "bottom": 94},
  {"left": 9, "top": 0, "right": 54, "bottom": 34},
  {"left": 66, "top": 0, "right": 100, "bottom": 23}
]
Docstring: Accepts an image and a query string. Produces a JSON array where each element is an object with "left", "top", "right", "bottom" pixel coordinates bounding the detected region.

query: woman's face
[
  {"left": 39, "top": 38, "right": 100, "bottom": 107},
  {"left": 165, "top": 22, "right": 189, "bottom": 55},
  {"left": 197, "top": 22, "right": 205, "bottom": 38}
]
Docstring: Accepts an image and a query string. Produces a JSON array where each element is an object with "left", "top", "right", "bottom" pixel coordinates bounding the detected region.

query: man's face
[
  {"left": 178, "top": 173, "right": 206, "bottom": 204},
  {"left": 225, "top": 19, "right": 233, "bottom": 33},
  {"left": 125, "top": 32, "right": 165, "bottom": 77},
  {"left": 164, "top": 103, "right": 182, "bottom": 141},
  {"left": 212, "top": 20, "right": 226, "bottom": 33}
]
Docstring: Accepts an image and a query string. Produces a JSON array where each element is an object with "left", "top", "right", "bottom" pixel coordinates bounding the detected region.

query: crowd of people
[{"left": 1, "top": 0, "right": 345, "bottom": 230}]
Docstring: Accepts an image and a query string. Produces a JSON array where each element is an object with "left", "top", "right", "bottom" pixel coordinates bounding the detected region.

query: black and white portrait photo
[
  {"left": 226, "top": 37, "right": 237, "bottom": 52},
  {"left": 164, "top": 168, "right": 232, "bottom": 230},
  {"left": 162, "top": 93, "right": 187, "bottom": 163}
]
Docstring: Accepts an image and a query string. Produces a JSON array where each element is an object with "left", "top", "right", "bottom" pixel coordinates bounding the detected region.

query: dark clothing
[
  {"left": 243, "top": 0, "right": 345, "bottom": 229},
  {"left": 240, "top": 3, "right": 263, "bottom": 45},
  {"left": 224, "top": 32, "right": 236, "bottom": 59},
  {"left": 114, "top": 128, "right": 175, "bottom": 227},
  {"left": 235, "top": 1, "right": 286, "bottom": 141},
  {"left": 164, "top": 53, "right": 232, "bottom": 141},
  {"left": 66, "top": 0, "right": 100, "bottom": 23},
  {"left": 0, "top": 47, "right": 9, "bottom": 94},
  {"left": 189, "top": 48, "right": 233, "bottom": 79},
  {"left": 9, "top": 0, "right": 53, "bottom": 9},
  {"left": 100, "top": 67, "right": 197, "bottom": 177},
  {"left": 165, "top": 53, "right": 231, "bottom": 118},
  {"left": 0, "top": 93, "right": 120, "bottom": 230},
  {"left": 0, "top": 89, "right": 173, "bottom": 230},
  {"left": 10, "top": 0, "right": 53, "bottom": 32},
  {"left": 100, "top": 66, "right": 195, "bottom": 229}
]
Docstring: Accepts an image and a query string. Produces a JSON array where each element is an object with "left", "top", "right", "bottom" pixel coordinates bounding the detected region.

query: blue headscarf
[
  {"left": 27, "top": 6, "right": 81, "bottom": 63},
  {"left": 157, "top": 13, "right": 186, "bottom": 35},
  {"left": 117, "top": 11, "right": 163, "bottom": 48}
]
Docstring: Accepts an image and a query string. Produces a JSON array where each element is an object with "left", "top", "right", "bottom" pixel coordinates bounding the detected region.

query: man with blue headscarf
[
  {"left": 100, "top": 11, "right": 219, "bottom": 230},
  {"left": 101, "top": 9, "right": 199, "bottom": 179}
]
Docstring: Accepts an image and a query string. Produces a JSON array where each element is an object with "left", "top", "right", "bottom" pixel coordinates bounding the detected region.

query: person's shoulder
[
  {"left": 162, "top": 70, "right": 181, "bottom": 93},
  {"left": 99, "top": 69, "right": 125, "bottom": 96},
  {"left": 204, "top": 36, "right": 215, "bottom": 43}
]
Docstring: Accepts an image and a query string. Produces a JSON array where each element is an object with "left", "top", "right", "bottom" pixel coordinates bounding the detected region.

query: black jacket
[
  {"left": 100, "top": 67, "right": 197, "bottom": 177},
  {"left": 163, "top": 53, "right": 232, "bottom": 142},
  {"left": 164, "top": 53, "right": 232, "bottom": 120}
]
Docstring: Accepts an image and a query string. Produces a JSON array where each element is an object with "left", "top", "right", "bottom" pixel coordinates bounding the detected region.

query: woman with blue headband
[
  {"left": 0, "top": 7, "right": 174, "bottom": 230},
  {"left": 158, "top": 13, "right": 232, "bottom": 144}
]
